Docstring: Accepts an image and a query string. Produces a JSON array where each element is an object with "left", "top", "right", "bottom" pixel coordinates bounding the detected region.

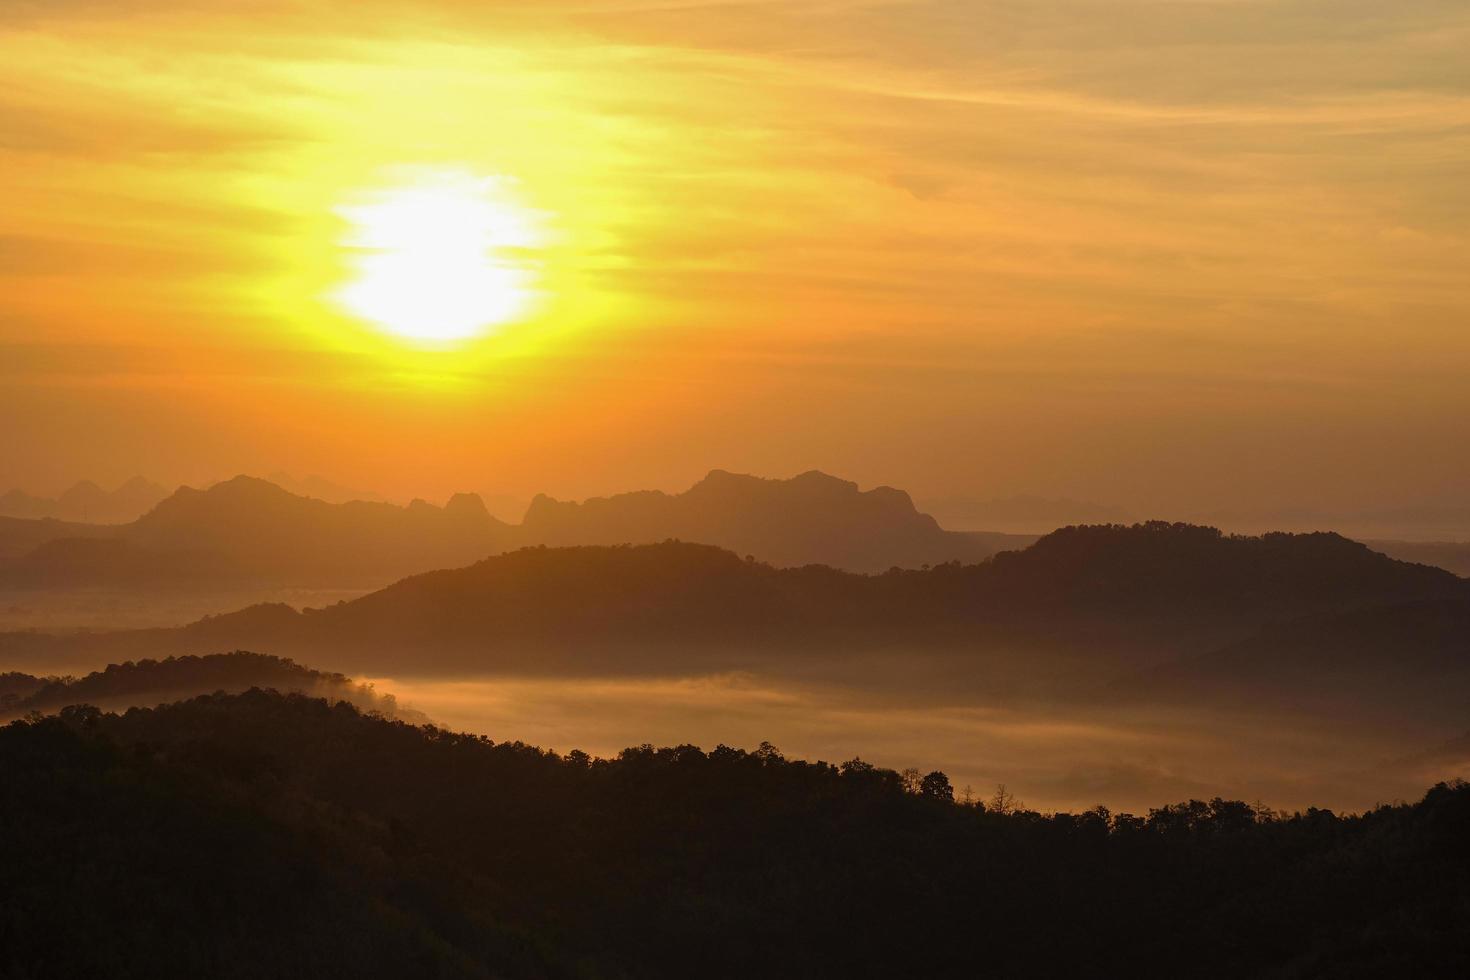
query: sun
[{"left": 332, "top": 169, "right": 545, "bottom": 344}]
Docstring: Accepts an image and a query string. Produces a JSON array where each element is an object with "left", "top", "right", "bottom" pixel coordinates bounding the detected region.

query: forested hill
[
  {"left": 246, "top": 522, "right": 1470, "bottom": 643},
  {"left": 3, "top": 522, "right": 1461, "bottom": 684},
  {"left": 2, "top": 689, "right": 1467, "bottom": 978},
  {"left": 0, "top": 652, "right": 423, "bottom": 723}
]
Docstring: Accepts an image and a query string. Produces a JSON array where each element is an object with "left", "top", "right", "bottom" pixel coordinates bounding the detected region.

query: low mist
[{"left": 361, "top": 669, "right": 1453, "bottom": 815}]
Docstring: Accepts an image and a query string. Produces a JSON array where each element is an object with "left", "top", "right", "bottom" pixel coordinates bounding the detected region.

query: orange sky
[{"left": 3, "top": 1, "right": 1468, "bottom": 515}]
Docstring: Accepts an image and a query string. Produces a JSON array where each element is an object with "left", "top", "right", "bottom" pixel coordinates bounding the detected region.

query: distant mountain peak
[
  {"left": 0, "top": 476, "right": 171, "bottom": 524},
  {"left": 444, "top": 492, "right": 490, "bottom": 519},
  {"left": 214, "top": 473, "right": 296, "bottom": 494},
  {"left": 689, "top": 468, "right": 912, "bottom": 505},
  {"left": 789, "top": 469, "right": 857, "bottom": 489},
  {"left": 514, "top": 468, "right": 967, "bottom": 570},
  {"left": 111, "top": 475, "right": 513, "bottom": 590},
  {"left": 692, "top": 468, "right": 860, "bottom": 494},
  {"left": 139, "top": 475, "right": 301, "bottom": 516}
]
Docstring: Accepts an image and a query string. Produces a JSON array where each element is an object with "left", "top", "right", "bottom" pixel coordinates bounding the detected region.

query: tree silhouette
[{"left": 920, "top": 770, "right": 954, "bottom": 801}]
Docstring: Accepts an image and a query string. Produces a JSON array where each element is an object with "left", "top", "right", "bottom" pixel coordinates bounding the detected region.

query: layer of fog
[
  {"left": 15, "top": 622, "right": 1462, "bottom": 816},
  {"left": 362, "top": 671, "right": 1460, "bottom": 815}
]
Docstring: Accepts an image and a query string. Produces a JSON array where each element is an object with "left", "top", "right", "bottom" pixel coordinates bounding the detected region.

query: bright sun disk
[{"left": 332, "top": 170, "right": 544, "bottom": 343}]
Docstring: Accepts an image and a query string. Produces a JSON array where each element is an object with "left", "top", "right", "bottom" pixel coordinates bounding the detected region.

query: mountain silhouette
[
  {"left": 521, "top": 469, "right": 1031, "bottom": 571},
  {"left": 8, "top": 523, "right": 1459, "bottom": 691},
  {"left": 3, "top": 473, "right": 1466, "bottom": 600},
  {"left": 0, "top": 477, "right": 512, "bottom": 591},
  {"left": 0, "top": 476, "right": 168, "bottom": 524},
  {"left": 0, "top": 469, "right": 1035, "bottom": 593},
  {"left": 120, "top": 475, "right": 514, "bottom": 586}
]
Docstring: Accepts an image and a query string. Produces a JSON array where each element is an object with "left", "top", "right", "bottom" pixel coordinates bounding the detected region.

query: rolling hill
[
  {"left": 0, "top": 651, "right": 424, "bottom": 722},
  {"left": 5, "top": 523, "right": 1460, "bottom": 692},
  {"left": 3, "top": 689, "right": 1467, "bottom": 978}
]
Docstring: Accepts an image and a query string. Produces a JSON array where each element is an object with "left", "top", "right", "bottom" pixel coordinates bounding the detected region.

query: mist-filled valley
[
  {"left": 9, "top": 649, "right": 1465, "bottom": 818},
  {"left": 335, "top": 671, "right": 1465, "bottom": 815},
  {"left": 5, "top": 476, "right": 1468, "bottom": 975},
  {"left": 5, "top": 472, "right": 1468, "bottom": 820}
]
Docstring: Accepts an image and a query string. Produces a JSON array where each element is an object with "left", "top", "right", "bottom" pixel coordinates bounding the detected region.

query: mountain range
[
  {"left": 3, "top": 470, "right": 1466, "bottom": 599},
  {"left": 0, "top": 477, "right": 169, "bottom": 524},
  {"left": 0, "top": 469, "right": 1034, "bottom": 591}
]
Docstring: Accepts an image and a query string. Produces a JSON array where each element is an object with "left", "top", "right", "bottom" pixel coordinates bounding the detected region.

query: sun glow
[{"left": 333, "top": 170, "right": 546, "bottom": 344}]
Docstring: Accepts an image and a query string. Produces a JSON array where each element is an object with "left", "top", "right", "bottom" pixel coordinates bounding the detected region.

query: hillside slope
[
  {"left": 0, "top": 651, "right": 423, "bottom": 722},
  {"left": 3, "top": 690, "right": 1467, "bottom": 979},
  {"left": 5, "top": 525, "right": 1460, "bottom": 690}
]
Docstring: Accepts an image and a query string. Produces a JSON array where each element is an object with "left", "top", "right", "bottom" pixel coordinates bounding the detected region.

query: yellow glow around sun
[{"left": 332, "top": 169, "right": 546, "bottom": 343}]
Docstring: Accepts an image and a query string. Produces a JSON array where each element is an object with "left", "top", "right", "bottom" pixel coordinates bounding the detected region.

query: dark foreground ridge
[{"left": 3, "top": 689, "right": 1467, "bottom": 979}]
